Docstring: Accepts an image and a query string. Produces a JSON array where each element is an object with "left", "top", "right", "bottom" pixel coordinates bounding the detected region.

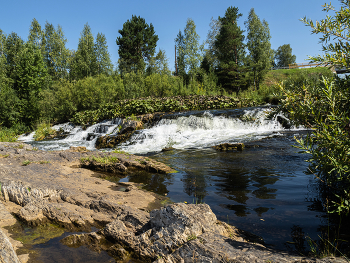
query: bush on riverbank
[{"left": 70, "top": 95, "right": 244, "bottom": 125}]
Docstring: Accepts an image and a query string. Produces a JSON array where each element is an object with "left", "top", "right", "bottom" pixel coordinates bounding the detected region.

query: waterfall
[
  {"left": 119, "top": 108, "right": 303, "bottom": 154},
  {"left": 18, "top": 108, "right": 304, "bottom": 153}
]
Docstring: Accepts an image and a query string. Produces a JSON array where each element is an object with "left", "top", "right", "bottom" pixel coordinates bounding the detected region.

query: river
[{"left": 18, "top": 106, "right": 325, "bottom": 257}]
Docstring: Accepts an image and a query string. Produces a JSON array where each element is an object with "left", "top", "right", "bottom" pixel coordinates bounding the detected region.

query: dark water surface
[{"left": 122, "top": 130, "right": 325, "bottom": 251}]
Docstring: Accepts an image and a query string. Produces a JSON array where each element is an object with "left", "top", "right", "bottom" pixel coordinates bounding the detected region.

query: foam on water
[
  {"left": 17, "top": 108, "right": 304, "bottom": 153},
  {"left": 119, "top": 109, "right": 303, "bottom": 154}
]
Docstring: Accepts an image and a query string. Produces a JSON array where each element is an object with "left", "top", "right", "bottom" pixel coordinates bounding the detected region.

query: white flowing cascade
[
  {"left": 17, "top": 109, "right": 303, "bottom": 153},
  {"left": 119, "top": 109, "right": 302, "bottom": 154}
]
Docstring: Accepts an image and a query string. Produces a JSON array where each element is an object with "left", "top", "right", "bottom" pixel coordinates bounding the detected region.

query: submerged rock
[{"left": 213, "top": 143, "right": 245, "bottom": 151}]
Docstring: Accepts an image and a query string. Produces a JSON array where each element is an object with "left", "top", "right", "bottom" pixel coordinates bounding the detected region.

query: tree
[
  {"left": 146, "top": 49, "right": 171, "bottom": 75},
  {"left": 175, "top": 19, "right": 203, "bottom": 78},
  {"left": 275, "top": 44, "right": 296, "bottom": 67},
  {"left": 301, "top": 1, "right": 350, "bottom": 68},
  {"left": 70, "top": 23, "right": 97, "bottom": 80},
  {"left": 0, "top": 29, "right": 7, "bottom": 85},
  {"left": 95, "top": 32, "right": 113, "bottom": 75},
  {"left": 215, "top": 6, "right": 246, "bottom": 91},
  {"left": 43, "top": 22, "right": 70, "bottom": 80},
  {"left": 183, "top": 18, "right": 203, "bottom": 76},
  {"left": 16, "top": 42, "right": 47, "bottom": 125},
  {"left": 5, "top": 32, "right": 24, "bottom": 88},
  {"left": 203, "top": 17, "right": 221, "bottom": 71},
  {"left": 28, "top": 18, "right": 44, "bottom": 50},
  {"left": 245, "top": 8, "right": 273, "bottom": 89},
  {"left": 175, "top": 30, "right": 186, "bottom": 77},
  {"left": 116, "top": 15, "right": 158, "bottom": 74}
]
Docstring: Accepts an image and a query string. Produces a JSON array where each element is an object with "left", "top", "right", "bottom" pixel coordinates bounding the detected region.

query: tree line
[{"left": 0, "top": 6, "right": 296, "bottom": 132}]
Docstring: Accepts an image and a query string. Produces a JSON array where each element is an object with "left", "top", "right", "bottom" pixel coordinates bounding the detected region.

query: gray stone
[{"left": 0, "top": 228, "right": 21, "bottom": 263}]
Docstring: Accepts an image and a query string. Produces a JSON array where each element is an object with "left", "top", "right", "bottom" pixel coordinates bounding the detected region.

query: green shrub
[{"left": 33, "top": 122, "right": 56, "bottom": 141}]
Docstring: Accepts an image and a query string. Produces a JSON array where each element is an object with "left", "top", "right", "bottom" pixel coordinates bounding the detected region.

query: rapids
[{"left": 18, "top": 107, "right": 326, "bottom": 253}]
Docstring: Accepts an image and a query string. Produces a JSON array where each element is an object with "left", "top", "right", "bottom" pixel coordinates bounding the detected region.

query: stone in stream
[{"left": 213, "top": 142, "right": 245, "bottom": 151}]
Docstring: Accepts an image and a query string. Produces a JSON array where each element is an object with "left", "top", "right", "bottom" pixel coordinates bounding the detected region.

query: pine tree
[
  {"left": 245, "top": 8, "right": 273, "bottom": 89},
  {"left": 215, "top": 6, "right": 246, "bottom": 91},
  {"left": 95, "top": 32, "right": 113, "bottom": 75},
  {"left": 70, "top": 23, "right": 97, "bottom": 80},
  {"left": 116, "top": 15, "right": 158, "bottom": 74}
]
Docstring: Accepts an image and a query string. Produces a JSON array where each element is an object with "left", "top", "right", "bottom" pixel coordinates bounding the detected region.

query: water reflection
[{"left": 126, "top": 131, "right": 327, "bottom": 251}]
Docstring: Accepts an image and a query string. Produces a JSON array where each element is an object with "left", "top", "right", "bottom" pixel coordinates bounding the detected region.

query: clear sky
[{"left": 0, "top": 0, "right": 341, "bottom": 71}]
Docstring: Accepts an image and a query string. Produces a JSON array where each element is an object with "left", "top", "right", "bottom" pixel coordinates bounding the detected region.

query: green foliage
[
  {"left": 0, "top": 84, "right": 21, "bottom": 127},
  {"left": 70, "top": 95, "right": 241, "bottom": 125},
  {"left": 301, "top": 1, "right": 350, "bottom": 68},
  {"left": 203, "top": 17, "right": 221, "bottom": 71},
  {"left": 116, "top": 15, "right": 159, "bottom": 74},
  {"left": 215, "top": 6, "right": 247, "bottom": 92},
  {"left": 5, "top": 32, "right": 24, "bottom": 84},
  {"left": 22, "top": 160, "right": 31, "bottom": 166},
  {"left": 183, "top": 18, "right": 204, "bottom": 76},
  {"left": 33, "top": 122, "right": 56, "bottom": 141},
  {"left": 70, "top": 23, "right": 97, "bottom": 80},
  {"left": 245, "top": 8, "right": 273, "bottom": 90},
  {"left": 43, "top": 22, "right": 70, "bottom": 80},
  {"left": 80, "top": 155, "right": 120, "bottom": 165},
  {"left": 275, "top": 44, "right": 296, "bottom": 68},
  {"left": 0, "top": 126, "right": 19, "bottom": 142},
  {"left": 16, "top": 42, "right": 48, "bottom": 126},
  {"left": 146, "top": 49, "right": 171, "bottom": 76},
  {"left": 277, "top": 75, "right": 350, "bottom": 209},
  {"left": 28, "top": 18, "right": 44, "bottom": 50},
  {"left": 95, "top": 32, "right": 113, "bottom": 75}
]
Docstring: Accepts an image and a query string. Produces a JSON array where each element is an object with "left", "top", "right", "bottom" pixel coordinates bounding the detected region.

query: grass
[
  {"left": 22, "top": 160, "right": 31, "bottom": 166},
  {"left": 0, "top": 127, "right": 19, "bottom": 142},
  {"left": 0, "top": 154, "right": 9, "bottom": 158},
  {"left": 187, "top": 234, "right": 197, "bottom": 241},
  {"left": 33, "top": 122, "right": 56, "bottom": 141},
  {"left": 80, "top": 155, "right": 120, "bottom": 165}
]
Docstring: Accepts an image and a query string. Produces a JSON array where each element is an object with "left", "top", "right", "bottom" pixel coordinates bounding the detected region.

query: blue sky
[{"left": 0, "top": 0, "right": 341, "bottom": 71}]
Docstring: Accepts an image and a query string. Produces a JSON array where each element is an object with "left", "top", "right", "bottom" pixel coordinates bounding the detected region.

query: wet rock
[
  {"left": 95, "top": 119, "right": 143, "bottom": 149},
  {"left": 161, "top": 147, "right": 175, "bottom": 152},
  {"left": 95, "top": 132, "right": 134, "bottom": 149},
  {"left": 213, "top": 143, "right": 244, "bottom": 151},
  {"left": 0, "top": 228, "right": 21, "bottom": 263},
  {"left": 277, "top": 115, "right": 292, "bottom": 129}
]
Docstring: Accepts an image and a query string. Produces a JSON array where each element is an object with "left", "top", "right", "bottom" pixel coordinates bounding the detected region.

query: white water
[
  {"left": 119, "top": 109, "right": 303, "bottom": 154},
  {"left": 18, "top": 108, "right": 304, "bottom": 153}
]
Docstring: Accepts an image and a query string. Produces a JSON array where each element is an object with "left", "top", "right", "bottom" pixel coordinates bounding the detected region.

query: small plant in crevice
[
  {"left": 22, "top": 160, "right": 31, "bottom": 166},
  {"left": 187, "top": 234, "right": 197, "bottom": 241}
]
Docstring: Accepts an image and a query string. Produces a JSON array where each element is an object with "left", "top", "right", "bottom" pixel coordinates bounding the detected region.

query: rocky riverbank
[{"left": 0, "top": 142, "right": 347, "bottom": 262}]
